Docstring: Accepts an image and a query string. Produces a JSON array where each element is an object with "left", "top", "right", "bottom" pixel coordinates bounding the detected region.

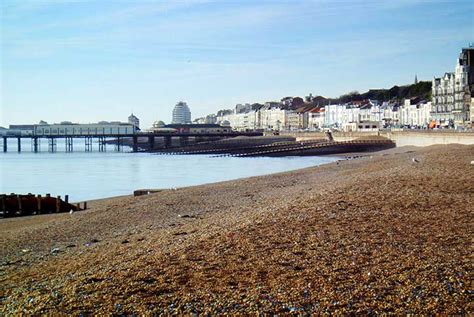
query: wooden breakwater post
[
  {"left": 0, "top": 193, "right": 83, "bottom": 217},
  {"left": 83, "top": 201, "right": 87, "bottom": 210},
  {"left": 37, "top": 194, "right": 42, "bottom": 213},
  {"left": 65, "top": 195, "right": 69, "bottom": 203},
  {"left": 1, "top": 194, "right": 5, "bottom": 213},
  {"left": 17, "top": 195, "right": 23, "bottom": 215},
  {"left": 56, "top": 196, "right": 61, "bottom": 213}
]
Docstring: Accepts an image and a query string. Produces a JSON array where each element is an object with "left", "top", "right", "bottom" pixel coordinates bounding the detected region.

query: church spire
[{"left": 414, "top": 74, "right": 418, "bottom": 84}]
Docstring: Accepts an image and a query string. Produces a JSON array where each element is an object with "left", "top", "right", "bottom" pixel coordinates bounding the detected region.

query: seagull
[{"left": 412, "top": 158, "right": 420, "bottom": 163}]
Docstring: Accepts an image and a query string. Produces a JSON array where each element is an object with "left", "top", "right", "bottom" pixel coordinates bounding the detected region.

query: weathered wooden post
[
  {"left": 17, "top": 195, "right": 22, "bottom": 215},
  {"left": 65, "top": 195, "right": 69, "bottom": 203},
  {"left": 76, "top": 203, "right": 80, "bottom": 210},
  {"left": 46, "top": 193, "right": 51, "bottom": 197},
  {"left": 1, "top": 194, "right": 6, "bottom": 213},
  {"left": 83, "top": 201, "right": 87, "bottom": 210},
  {"left": 17, "top": 137, "right": 21, "bottom": 152},
  {"left": 56, "top": 196, "right": 61, "bottom": 213},
  {"left": 37, "top": 195, "right": 42, "bottom": 213},
  {"left": 2, "top": 137, "right": 7, "bottom": 152}
]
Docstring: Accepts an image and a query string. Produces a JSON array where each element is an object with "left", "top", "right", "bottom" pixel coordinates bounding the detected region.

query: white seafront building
[
  {"left": 307, "top": 107, "right": 325, "bottom": 130},
  {"left": 399, "top": 99, "right": 432, "bottom": 127},
  {"left": 432, "top": 47, "right": 473, "bottom": 127},
  {"left": 172, "top": 101, "right": 192, "bottom": 124},
  {"left": 128, "top": 113, "right": 140, "bottom": 129},
  {"left": 207, "top": 97, "right": 437, "bottom": 132},
  {"left": 259, "top": 105, "right": 287, "bottom": 131}
]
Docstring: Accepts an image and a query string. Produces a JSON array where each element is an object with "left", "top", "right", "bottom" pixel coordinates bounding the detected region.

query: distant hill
[{"left": 310, "top": 81, "right": 432, "bottom": 105}]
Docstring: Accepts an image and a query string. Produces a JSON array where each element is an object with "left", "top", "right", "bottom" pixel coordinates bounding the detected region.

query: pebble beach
[{"left": 1, "top": 144, "right": 473, "bottom": 314}]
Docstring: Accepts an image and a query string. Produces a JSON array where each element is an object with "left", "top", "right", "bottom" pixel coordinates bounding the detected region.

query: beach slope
[{"left": 1, "top": 144, "right": 473, "bottom": 314}]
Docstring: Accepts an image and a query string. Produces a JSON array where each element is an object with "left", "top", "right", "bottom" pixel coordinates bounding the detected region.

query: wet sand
[{"left": 1, "top": 144, "right": 473, "bottom": 314}]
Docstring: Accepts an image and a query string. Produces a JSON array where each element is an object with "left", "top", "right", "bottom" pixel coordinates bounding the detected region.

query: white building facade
[
  {"left": 172, "top": 101, "right": 192, "bottom": 124},
  {"left": 432, "top": 47, "right": 473, "bottom": 127},
  {"left": 128, "top": 113, "right": 140, "bottom": 129}
]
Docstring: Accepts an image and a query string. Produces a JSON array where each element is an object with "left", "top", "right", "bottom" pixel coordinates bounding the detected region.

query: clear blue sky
[{"left": 1, "top": 0, "right": 473, "bottom": 129}]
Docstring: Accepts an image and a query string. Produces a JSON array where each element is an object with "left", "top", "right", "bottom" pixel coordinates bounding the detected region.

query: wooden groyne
[
  {"left": 155, "top": 136, "right": 296, "bottom": 155},
  {"left": 156, "top": 139, "right": 395, "bottom": 157},
  {"left": 157, "top": 139, "right": 327, "bottom": 156},
  {"left": 0, "top": 193, "right": 85, "bottom": 218},
  {"left": 230, "top": 139, "right": 395, "bottom": 157}
]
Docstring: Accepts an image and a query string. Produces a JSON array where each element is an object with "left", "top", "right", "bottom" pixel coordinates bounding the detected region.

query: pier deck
[{"left": 1, "top": 131, "right": 263, "bottom": 153}]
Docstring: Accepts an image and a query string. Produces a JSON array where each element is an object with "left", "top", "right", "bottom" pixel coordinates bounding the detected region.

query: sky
[{"left": 1, "top": 0, "right": 473, "bottom": 129}]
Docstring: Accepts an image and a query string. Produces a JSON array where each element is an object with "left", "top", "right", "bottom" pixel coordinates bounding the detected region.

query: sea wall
[{"left": 278, "top": 131, "right": 474, "bottom": 147}]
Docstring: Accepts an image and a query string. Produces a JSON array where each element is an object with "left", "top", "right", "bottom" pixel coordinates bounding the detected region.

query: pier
[{"left": 1, "top": 131, "right": 263, "bottom": 153}]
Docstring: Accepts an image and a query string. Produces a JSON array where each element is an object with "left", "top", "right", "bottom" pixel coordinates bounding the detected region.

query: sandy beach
[{"left": 1, "top": 144, "right": 473, "bottom": 314}]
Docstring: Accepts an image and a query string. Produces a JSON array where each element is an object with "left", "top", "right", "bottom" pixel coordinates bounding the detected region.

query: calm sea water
[{"left": 0, "top": 139, "right": 337, "bottom": 202}]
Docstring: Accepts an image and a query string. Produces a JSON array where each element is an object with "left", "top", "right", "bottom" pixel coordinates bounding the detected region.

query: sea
[{"left": 0, "top": 138, "right": 337, "bottom": 202}]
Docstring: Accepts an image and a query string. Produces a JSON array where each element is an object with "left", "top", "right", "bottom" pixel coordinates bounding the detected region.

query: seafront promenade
[
  {"left": 279, "top": 130, "right": 474, "bottom": 146},
  {"left": 1, "top": 144, "right": 472, "bottom": 314}
]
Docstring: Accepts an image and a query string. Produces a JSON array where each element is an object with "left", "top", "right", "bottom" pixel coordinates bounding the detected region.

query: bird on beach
[{"left": 412, "top": 158, "right": 420, "bottom": 163}]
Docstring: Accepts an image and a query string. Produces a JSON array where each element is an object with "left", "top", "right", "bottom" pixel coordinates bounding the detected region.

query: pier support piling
[
  {"left": 132, "top": 136, "right": 138, "bottom": 152},
  {"left": 164, "top": 136, "right": 172, "bottom": 148},
  {"left": 98, "top": 137, "right": 106, "bottom": 152},
  {"left": 85, "top": 137, "right": 93, "bottom": 152},
  {"left": 179, "top": 136, "right": 189, "bottom": 147},
  {"left": 148, "top": 136, "right": 155, "bottom": 150},
  {"left": 32, "top": 137, "right": 39, "bottom": 152},
  {"left": 65, "top": 137, "right": 73, "bottom": 152},
  {"left": 115, "top": 137, "right": 122, "bottom": 152},
  {"left": 48, "top": 138, "right": 57, "bottom": 152}
]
